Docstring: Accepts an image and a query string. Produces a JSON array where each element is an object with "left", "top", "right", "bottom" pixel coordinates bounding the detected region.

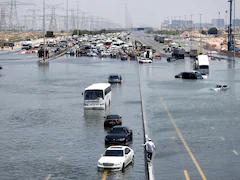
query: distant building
[
  {"left": 172, "top": 20, "right": 193, "bottom": 29},
  {"left": 233, "top": 19, "right": 240, "bottom": 27},
  {"left": 194, "top": 23, "right": 213, "bottom": 29},
  {"left": 212, "top": 19, "right": 225, "bottom": 29},
  {"left": 161, "top": 20, "right": 170, "bottom": 29}
]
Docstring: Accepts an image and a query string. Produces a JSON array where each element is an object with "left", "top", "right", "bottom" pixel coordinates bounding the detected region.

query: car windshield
[
  {"left": 194, "top": 73, "right": 202, "bottom": 77},
  {"left": 84, "top": 90, "right": 103, "bottom": 100},
  {"left": 216, "top": 85, "right": 222, "bottom": 88},
  {"left": 107, "top": 115, "right": 119, "bottom": 119},
  {"left": 104, "top": 150, "right": 123, "bottom": 156},
  {"left": 109, "top": 128, "right": 126, "bottom": 134},
  {"left": 109, "top": 75, "right": 119, "bottom": 79},
  {"left": 199, "top": 65, "right": 209, "bottom": 69}
]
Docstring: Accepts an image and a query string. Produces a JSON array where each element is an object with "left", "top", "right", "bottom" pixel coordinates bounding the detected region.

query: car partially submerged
[
  {"left": 108, "top": 75, "right": 122, "bottom": 83},
  {"left": 105, "top": 126, "right": 133, "bottom": 145},
  {"left": 182, "top": 72, "right": 203, "bottom": 79},
  {"left": 138, "top": 58, "right": 152, "bottom": 63},
  {"left": 120, "top": 53, "right": 128, "bottom": 60},
  {"left": 104, "top": 114, "right": 122, "bottom": 127},
  {"left": 167, "top": 57, "right": 176, "bottom": 62},
  {"left": 210, "top": 85, "right": 229, "bottom": 92},
  {"left": 97, "top": 146, "right": 134, "bottom": 171},
  {"left": 175, "top": 72, "right": 183, "bottom": 78}
]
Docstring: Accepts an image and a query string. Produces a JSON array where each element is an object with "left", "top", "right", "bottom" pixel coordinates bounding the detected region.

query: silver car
[{"left": 108, "top": 75, "right": 122, "bottom": 83}]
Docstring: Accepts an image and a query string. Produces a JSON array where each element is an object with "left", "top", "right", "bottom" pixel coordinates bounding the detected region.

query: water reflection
[
  {"left": 228, "top": 60, "right": 235, "bottom": 69},
  {"left": 84, "top": 109, "right": 105, "bottom": 121}
]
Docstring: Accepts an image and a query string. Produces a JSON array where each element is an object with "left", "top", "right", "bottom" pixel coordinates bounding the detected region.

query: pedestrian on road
[{"left": 141, "top": 138, "right": 156, "bottom": 161}]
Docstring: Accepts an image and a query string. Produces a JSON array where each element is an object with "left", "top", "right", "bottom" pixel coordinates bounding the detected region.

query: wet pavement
[
  {"left": 1, "top": 34, "right": 240, "bottom": 180},
  {"left": 0, "top": 53, "right": 146, "bottom": 180},
  {"left": 134, "top": 32, "right": 240, "bottom": 180}
]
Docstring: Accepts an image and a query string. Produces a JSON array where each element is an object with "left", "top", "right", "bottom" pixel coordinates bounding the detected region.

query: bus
[
  {"left": 83, "top": 83, "right": 111, "bottom": 110},
  {"left": 194, "top": 55, "right": 210, "bottom": 74}
]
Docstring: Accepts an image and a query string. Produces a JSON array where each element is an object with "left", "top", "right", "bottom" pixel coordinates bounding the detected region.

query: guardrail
[{"left": 138, "top": 62, "right": 155, "bottom": 180}]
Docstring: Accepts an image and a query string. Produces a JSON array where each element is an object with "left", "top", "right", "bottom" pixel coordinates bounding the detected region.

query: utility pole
[
  {"left": 190, "top": 14, "right": 193, "bottom": 50},
  {"left": 43, "top": 0, "right": 46, "bottom": 61},
  {"left": 199, "top": 14, "right": 203, "bottom": 53},
  {"left": 233, "top": 0, "right": 236, "bottom": 60},
  {"left": 218, "top": 12, "right": 221, "bottom": 31},
  {"left": 66, "top": 0, "right": 68, "bottom": 35},
  {"left": 77, "top": 1, "right": 79, "bottom": 36},
  {"left": 184, "top": 15, "right": 187, "bottom": 30},
  {"left": 225, "top": 10, "right": 228, "bottom": 30}
]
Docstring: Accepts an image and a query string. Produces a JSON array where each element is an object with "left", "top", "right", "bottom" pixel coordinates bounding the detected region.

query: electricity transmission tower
[
  {"left": 47, "top": 3, "right": 63, "bottom": 31},
  {"left": 0, "top": 5, "right": 7, "bottom": 29},
  {"left": 70, "top": 9, "right": 76, "bottom": 30},
  {"left": 9, "top": 0, "right": 19, "bottom": 29}
]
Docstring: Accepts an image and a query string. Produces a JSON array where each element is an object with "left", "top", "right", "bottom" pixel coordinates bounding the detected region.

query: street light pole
[
  {"left": 233, "top": 0, "right": 236, "bottom": 60},
  {"left": 190, "top": 14, "right": 193, "bottom": 50},
  {"left": 77, "top": 1, "right": 79, "bottom": 37},
  {"left": 218, "top": 12, "right": 220, "bottom": 31},
  {"left": 43, "top": 0, "right": 46, "bottom": 61},
  {"left": 66, "top": 0, "right": 68, "bottom": 35},
  {"left": 199, "top": 14, "right": 203, "bottom": 53},
  {"left": 184, "top": 15, "right": 187, "bottom": 30},
  {"left": 225, "top": 10, "right": 228, "bottom": 30}
]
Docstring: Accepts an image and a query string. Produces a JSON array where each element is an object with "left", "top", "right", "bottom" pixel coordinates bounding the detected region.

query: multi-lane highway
[{"left": 1, "top": 33, "right": 240, "bottom": 180}]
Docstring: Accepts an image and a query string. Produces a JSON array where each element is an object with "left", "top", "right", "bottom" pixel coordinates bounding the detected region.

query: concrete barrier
[{"left": 138, "top": 63, "right": 155, "bottom": 180}]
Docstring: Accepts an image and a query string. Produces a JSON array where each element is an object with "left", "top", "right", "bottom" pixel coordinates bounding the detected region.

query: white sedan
[
  {"left": 97, "top": 146, "right": 134, "bottom": 171},
  {"left": 138, "top": 58, "right": 153, "bottom": 63},
  {"left": 210, "top": 85, "right": 229, "bottom": 92}
]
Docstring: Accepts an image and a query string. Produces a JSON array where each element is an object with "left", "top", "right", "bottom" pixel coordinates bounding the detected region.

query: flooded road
[
  {"left": 135, "top": 33, "right": 240, "bottom": 180},
  {"left": 1, "top": 35, "right": 240, "bottom": 180},
  {"left": 0, "top": 54, "right": 146, "bottom": 180}
]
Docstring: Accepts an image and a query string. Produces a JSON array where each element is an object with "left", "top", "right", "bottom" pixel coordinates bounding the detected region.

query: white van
[
  {"left": 195, "top": 55, "right": 210, "bottom": 74},
  {"left": 83, "top": 83, "right": 111, "bottom": 110}
]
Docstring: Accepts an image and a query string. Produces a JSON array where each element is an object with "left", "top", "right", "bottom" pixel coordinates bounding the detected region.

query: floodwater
[
  {"left": 1, "top": 38, "right": 240, "bottom": 180},
  {"left": 0, "top": 53, "right": 146, "bottom": 180},
  {"left": 134, "top": 33, "right": 240, "bottom": 180}
]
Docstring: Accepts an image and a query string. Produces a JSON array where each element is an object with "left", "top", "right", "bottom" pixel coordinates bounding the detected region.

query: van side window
[{"left": 105, "top": 86, "right": 111, "bottom": 95}]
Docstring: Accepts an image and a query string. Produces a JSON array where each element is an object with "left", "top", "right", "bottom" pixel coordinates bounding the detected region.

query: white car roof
[
  {"left": 107, "top": 146, "right": 129, "bottom": 150},
  {"left": 85, "top": 83, "right": 110, "bottom": 91}
]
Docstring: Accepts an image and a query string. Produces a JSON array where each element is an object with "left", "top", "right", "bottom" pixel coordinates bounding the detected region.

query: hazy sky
[{"left": 21, "top": 0, "right": 240, "bottom": 28}]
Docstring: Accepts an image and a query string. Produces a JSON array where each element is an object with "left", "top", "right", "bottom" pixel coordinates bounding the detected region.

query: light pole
[
  {"left": 199, "top": 14, "right": 203, "bottom": 53},
  {"left": 77, "top": 1, "right": 79, "bottom": 37},
  {"left": 225, "top": 10, "right": 228, "bottom": 30},
  {"left": 233, "top": 0, "right": 236, "bottom": 60},
  {"left": 184, "top": 15, "right": 187, "bottom": 30},
  {"left": 66, "top": 0, "right": 68, "bottom": 35},
  {"left": 43, "top": 0, "right": 46, "bottom": 61},
  {"left": 190, "top": 14, "right": 193, "bottom": 50},
  {"left": 218, "top": 12, "right": 221, "bottom": 31}
]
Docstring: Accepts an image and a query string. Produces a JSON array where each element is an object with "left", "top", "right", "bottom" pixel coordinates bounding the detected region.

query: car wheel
[
  {"left": 122, "top": 163, "right": 125, "bottom": 171},
  {"left": 132, "top": 156, "right": 134, "bottom": 164}
]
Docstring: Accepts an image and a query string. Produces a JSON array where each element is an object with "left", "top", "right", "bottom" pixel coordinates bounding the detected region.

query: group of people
[{"left": 37, "top": 47, "right": 49, "bottom": 59}]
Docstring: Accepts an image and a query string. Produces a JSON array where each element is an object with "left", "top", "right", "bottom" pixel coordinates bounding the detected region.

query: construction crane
[{"left": 228, "top": 0, "right": 234, "bottom": 51}]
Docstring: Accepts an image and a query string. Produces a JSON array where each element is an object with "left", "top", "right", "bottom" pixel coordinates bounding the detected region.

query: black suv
[{"left": 182, "top": 72, "right": 203, "bottom": 79}]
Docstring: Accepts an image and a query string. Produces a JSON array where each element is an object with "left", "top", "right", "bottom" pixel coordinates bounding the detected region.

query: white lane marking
[
  {"left": 58, "top": 156, "right": 62, "bottom": 161},
  {"left": 46, "top": 174, "right": 51, "bottom": 180},
  {"left": 233, "top": 150, "right": 238, "bottom": 155}
]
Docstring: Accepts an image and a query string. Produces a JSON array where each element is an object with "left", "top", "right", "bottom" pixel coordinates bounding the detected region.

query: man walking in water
[{"left": 142, "top": 138, "right": 156, "bottom": 161}]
